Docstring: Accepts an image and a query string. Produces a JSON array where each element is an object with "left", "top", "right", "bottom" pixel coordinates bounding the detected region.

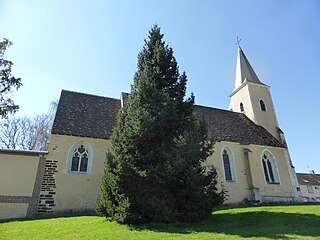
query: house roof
[
  {"left": 52, "top": 90, "right": 284, "bottom": 148},
  {"left": 296, "top": 173, "right": 320, "bottom": 186}
]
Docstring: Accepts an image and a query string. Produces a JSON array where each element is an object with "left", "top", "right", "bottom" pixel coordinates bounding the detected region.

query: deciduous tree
[
  {"left": 0, "top": 100, "right": 57, "bottom": 151},
  {"left": 0, "top": 38, "right": 22, "bottom": 117}
]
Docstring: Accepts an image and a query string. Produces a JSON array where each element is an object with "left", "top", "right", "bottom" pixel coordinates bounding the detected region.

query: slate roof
[
  {"left": 52, "top": 90, "right": 121, "bottom": 139},
  {"left": 194, "top": 105, "right": 284, "bottom": 148},
  {"left": 234, "top": 47, "right": 266, "bottom": 91},
  {"left": 52, "top": 90, "right": 284, "bottom": 148},
  {"left": 296, "top": 173, "right": 320, "bottom": 186}
]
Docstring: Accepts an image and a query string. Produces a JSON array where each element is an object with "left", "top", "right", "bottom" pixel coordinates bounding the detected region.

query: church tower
[
  {"left": 229, "top": 46, "right": 280, "bottom": 140},
  {"left": 229, "top": 45, "right": 302, "bottom": 201}
]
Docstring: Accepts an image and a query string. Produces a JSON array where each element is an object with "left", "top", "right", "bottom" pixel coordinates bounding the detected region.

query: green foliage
[
  {"left": 97, "top": 25, "right": 223, "bottom": 224},
  {"left": 0, "top": 38, "right": 22, "bottom": 117}
]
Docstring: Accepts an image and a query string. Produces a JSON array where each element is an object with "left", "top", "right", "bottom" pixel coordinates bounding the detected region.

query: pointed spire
[{"left": 234, "top": 46, "right": 263, "bottom": 90}]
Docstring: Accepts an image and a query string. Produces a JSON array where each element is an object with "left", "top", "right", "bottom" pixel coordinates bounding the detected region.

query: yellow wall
[
  {"left": 0, "top": 203, "right": 29, "bottom": 220},
  {"left": 204, "top": 141, "right": 294, "bottom": 203},
  {"left": 49, "top": 134, "right": 296, "bottom": 209},
  {"left": 46, "top": 134, "right": 111, "bottom": 212},
  {"left": 0, "top": 153, "right": 39, "bottom": 196},
  {"left": 49, "top": 135, "right": 295, "bottom": 211},
  {"left": 0, "top": 151, "right": 42, "bottom": 220},
  {"left": 231, "top": 84, "right": 255, "bottom": 121},
  {"left": 246, "top": 83, "right": 279, "bottom": 138},
  {"left": 230, "top": 82, "right": 279, "bottom": 139}
]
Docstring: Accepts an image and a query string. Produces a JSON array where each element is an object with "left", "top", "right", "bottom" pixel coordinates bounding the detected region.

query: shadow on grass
[
  {"left": 134, "top": 211, "right": 320, "bottom": 239},
  {"left": 0, "top": 211, "right": 97, "bottom": 224}
]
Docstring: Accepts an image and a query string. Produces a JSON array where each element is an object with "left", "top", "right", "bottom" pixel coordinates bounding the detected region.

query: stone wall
[{"left": 37, "top": 159, "right": 58, "bottom": 214}]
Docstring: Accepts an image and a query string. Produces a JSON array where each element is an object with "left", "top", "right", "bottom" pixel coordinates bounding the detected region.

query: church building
[{"left": 0, "top": 47, "right": 302, "bottom": 219}]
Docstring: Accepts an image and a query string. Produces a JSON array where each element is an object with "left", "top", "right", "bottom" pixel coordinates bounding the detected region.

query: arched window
[
  {"left": 259, "top": 99, "right": 266, "bottom": 111},
  {"left": 222, "top": 148, "right": 236, "bottom": 181},
  {"left": 66, "top": 140, "right": 93, "bottom": 174},
  {"left": 71, "top": 145, "right": 89, "bottom": 172},
  {"left": 240, "top": 102, "right": 244, "bottom": 112},
  {"left": 261, "top": 151, "right": 280, "bottom": 184}
]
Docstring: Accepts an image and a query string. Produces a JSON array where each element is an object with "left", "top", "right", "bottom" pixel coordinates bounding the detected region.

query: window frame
[
  {"left": 259, "top": 99, "right": 267, "bottom": 112},
  {"left": 261, "top": 150, "right": 280, "bottom": 184},
  {"left": 240, "top": 102, "right": 244, "bottom": 112},
  {"left": 221, "top": 147, "right": 237, "bottom": 182},
  {"left": 65, "top": 140, "right": 93, "bottom": 175},
  {"left": 307, "top": 185, "right": 314, "bottom": 193}
]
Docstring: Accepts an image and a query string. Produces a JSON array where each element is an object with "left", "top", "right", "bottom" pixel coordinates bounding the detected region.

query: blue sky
[{"left": 1, "top": 0, "right": 319, "bottom": 173}]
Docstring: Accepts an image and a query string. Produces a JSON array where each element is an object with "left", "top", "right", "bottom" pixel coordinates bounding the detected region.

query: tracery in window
[
  {"left": 262, "top": 151, "right": 280, "bottom": 184},
  {"left": 66, "top": 140, "right": 93, "bottom": 174},
  {"left": 71, "top": 145, "right": 89, "bottom": 172}
]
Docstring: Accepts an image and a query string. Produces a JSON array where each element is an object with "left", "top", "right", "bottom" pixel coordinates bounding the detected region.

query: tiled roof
[
  {"left": 296, "top": 173, "right": 320, "bottom": 186},
  {"left": 52, "top": 90, "right": 121, "bottom": 139},
  {"left": 194, "top": 105, "right": 284, "bottom": 148},
  {"left": 52, "top": 90, "right": 284, "bottom": 148}
]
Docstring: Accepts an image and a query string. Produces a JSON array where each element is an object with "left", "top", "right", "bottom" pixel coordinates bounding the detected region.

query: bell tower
[
  {"left": 229, "top": 43, "right": 302, "bottom": 201},
  {"left": 229, "top": 46, "right": 280, "bottom": 140}
]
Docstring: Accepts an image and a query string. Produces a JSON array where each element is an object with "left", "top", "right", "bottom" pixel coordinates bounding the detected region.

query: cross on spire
[{"left": 235, "top": 36, "right": 241, "bottom": 48}]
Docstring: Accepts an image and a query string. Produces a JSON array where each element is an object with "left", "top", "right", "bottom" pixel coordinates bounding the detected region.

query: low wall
[{"left": 0, "top": 149, "right": 47, "bottom": 220}]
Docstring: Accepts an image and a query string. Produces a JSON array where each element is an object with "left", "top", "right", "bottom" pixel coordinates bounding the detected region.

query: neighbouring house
[
  {"left": 296, "top": 171, "right": 320, "bottom": 202},
  {"left": 0, "top": 46, "right": 302, "bottom": 220}
]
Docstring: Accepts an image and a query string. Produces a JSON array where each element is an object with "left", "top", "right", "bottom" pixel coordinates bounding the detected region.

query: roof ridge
[
  {"left": 61, "top": 89, "right": 121, "bottom": 102},
  {"left": 194, "top": 104, "right": 241, "bottom": 115}
]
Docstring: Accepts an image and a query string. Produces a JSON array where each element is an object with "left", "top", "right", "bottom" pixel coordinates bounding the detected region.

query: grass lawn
[{"left": 0, "top": 205, "right": 319, "bottom": 240}]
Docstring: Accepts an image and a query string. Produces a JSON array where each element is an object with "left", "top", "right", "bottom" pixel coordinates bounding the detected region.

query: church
[{"left": 0, "top": 46, "right": 302, "bottom": 220}]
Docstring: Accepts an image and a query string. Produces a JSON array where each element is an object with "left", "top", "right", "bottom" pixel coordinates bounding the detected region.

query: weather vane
[{"left": 235, "top": 36, "right": 241, "bottom": 48}]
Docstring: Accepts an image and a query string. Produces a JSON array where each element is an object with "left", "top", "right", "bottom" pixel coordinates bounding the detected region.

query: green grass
[{"left": 1, "top": 205, "right": 319, "bottom": 239}]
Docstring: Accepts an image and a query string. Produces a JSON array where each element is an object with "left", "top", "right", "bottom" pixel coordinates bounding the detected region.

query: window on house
[
  {"left": 260, "top": 99, "right": 266, "bottom": 111},
  {"left": 222, "top": 148, "right": 236, "bottom": 181},
  {"left": 262, "top": 151, "right": 280, "bottom": 184},
  {"left": 307, "top": 185, "right": 314, "bottom": 193},
  {"left": 66, "top": 141, "right": 92, "bottom": 174},
  {"left": 240, "top": 102, "right": 244, "bottom": 112}
]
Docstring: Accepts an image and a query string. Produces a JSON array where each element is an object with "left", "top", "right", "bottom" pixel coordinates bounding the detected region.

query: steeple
[
  {"left": 230, "top": 45, "right": 280, "bottom": 140},
  {"left": 234, "top": 47, "right": 264, "bottom": 91}
]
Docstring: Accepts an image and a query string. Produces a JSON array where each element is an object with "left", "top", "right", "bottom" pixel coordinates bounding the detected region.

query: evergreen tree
[{"left": 97, "top": 25, "right": 223, "bottom": 224}]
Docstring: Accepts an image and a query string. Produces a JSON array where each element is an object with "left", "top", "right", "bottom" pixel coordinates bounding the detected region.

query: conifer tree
[{"left": 97, "top": 25, "right": 223, "bottom": 224}]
